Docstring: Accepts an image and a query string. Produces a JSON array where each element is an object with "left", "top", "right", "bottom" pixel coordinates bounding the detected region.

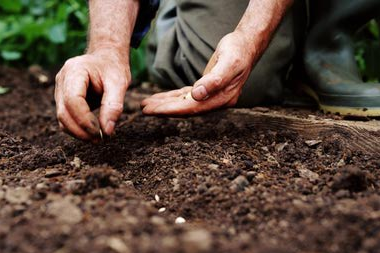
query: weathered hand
[
  {"left": 141, "top": 31, "right": 256, "bottom": 116},
  {"left": 55, "top": 49, "right": 130, "bottom": 141}
]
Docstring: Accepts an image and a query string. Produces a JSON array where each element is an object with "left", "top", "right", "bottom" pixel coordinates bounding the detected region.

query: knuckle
[
  {"left": 63, "top": 56, "right": 85, "bottom": 69},
  {"left": 56, "top": 110, "right": 65, "bottom": 122},
  {"left": 63, "top": 97, "right": 73, "bottom": 108},
  {"left": 231, "top": 57, "right": 241, "bottom": 69},
  {"left": 55, "top": 72, "right": 61, "bottom": 83},
  {"left": 212, "top": 77, "right": 223, "bottom": 89},
  {"left": 110, "top": 103, "right": 124, "bottom": 114},
  {"left": 63, "top": 58, "right": 75, "bottom": 67}
]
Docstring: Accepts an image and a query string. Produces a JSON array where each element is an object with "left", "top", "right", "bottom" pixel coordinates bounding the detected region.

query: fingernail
[
  {"left": 192, "top": 85, "right": 208, "bottom": 100},
  {"left": 85, "top": 126, "right": 99, "bottom": 137},
  {"left": 86, "top": 114, "right": 100, "bottom": 136},
  {"left": 105, "top": 121, "right": 116, "bottom": 135}
]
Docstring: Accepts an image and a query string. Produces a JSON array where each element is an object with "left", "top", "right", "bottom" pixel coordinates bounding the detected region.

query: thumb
[
  {"left": 99, "top": 79, "right": 128, "bottom": 136},
  {"left": 191, "top": 51, "right": 240, "bottom": 101}
]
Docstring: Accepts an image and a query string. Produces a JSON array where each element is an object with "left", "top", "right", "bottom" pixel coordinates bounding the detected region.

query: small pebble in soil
[
  {"left": 124, "top": 180, "right": 135, "bottom": 189},
  {"left": 44, "top": 168, "right": 62, "bottom": 178},
  {"left": 175, "top": 217, "right": 186, "bottom": 224},
  {"left": 35, "top": 182, "right": 48, "bottom": 190},
  {"left": 230, "top": 175, "right": 249, "bottom": 192},
  {"left": 305, "top": 140, "right": 322, "bottom": 147},
  {"left": 5, "top": 187, "right": 30, "bottom": 204},
  {"left": 172, "top": 178, "right": 180, "bottom": 192},
  {"left": 181, "top": 229, "right": 212, "bottom": 253},
  {"left": 107, "top": 237, "right": 129, "bottom": 253},
  {"left": 298, "top": 167, "right": 319, "bottom": 183},
  {"left": 222, "top": 158, "right": 231, "bottom": 165},
  {"left": 256, "top": 173, "right": 266, "bottom": 180},
  {"left": 65, "top": 179, "right": 85, "bottom": 192},
  {"left": 275, "top": 142, "right": 288, "bottom": 152},
  {"left": 47, "top": 196, "right": 83, "bottom": 224},
  {"left": 70, "top": 156, "right": 82, "bottom": 169},
  {"left": 207, "top": 164, "right": 219, "bottom": 170}
]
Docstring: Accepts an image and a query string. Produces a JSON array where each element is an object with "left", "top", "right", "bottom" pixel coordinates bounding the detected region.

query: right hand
[{"left": 55, "top": 48, "right": 131, "bottom": 141}]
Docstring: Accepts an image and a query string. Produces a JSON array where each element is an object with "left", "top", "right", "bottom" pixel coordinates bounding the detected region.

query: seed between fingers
[
  {"left": 99, "top": 129, "right": 104, "bottom": 140},
  {"left": 183, "top": 92, "right": 192, "bottom": 100}
]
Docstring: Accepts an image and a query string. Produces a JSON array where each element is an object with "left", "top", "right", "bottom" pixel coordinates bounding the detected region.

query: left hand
[{"left": 141, "top": 31, "right": 256, "bottom": 116}]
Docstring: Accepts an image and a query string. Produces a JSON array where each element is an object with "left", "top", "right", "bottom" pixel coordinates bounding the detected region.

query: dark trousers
[{"left": 147, "top": 0, "right": 307, "bottom": 107}]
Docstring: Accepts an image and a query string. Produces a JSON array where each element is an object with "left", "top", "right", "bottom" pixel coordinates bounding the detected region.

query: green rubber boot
[{"left": 303, "top": 0, "right": 380, "bottom": 116}]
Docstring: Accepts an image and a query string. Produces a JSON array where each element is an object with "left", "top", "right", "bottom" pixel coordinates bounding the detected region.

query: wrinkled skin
[
  {"left": 54, "top": 0, "right": 292, "bottom": 141},
  {"left": 55, "top": 49, "right": 130, "bottom": 141},
  {"left": 141, "top": 31, "right": 255, "bottom": 116}
]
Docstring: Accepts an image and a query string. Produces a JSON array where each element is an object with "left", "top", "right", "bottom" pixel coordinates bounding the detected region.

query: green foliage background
[
  {"left": 0, "top": 0, "right": 146, "bottom": 80},
  {"left": 0, "top": 0, "right": 379, "bottom": 81},
  {"left": 355, "top": 19, "right": 380, "bottom": 82}
]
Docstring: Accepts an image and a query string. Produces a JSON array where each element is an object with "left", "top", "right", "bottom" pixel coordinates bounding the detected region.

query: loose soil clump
[{"left": 1, "top": 66, "right": 380, "bottom": 253}]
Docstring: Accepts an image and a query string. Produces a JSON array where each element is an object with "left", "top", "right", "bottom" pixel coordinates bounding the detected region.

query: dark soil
[{"left": 1, "top": 66, "right": 380, "bottom": 253}]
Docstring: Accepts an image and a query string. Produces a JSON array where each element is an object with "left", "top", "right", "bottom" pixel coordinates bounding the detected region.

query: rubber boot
[{"left": 303, "top": 0, "right": 380, "bottom": 116}]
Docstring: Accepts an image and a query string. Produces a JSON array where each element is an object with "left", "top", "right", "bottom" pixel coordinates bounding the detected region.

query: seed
[
  {"left": 158, "top": 207, "right": 166, "bottom": 213},
  {"left": 183, "top": 92, "right": 192, "bottom": 100},
  {"left": 154, "top": 194, "right": 160, "bottom": 202},
  {"left": 175, "top": 217, "right": 186, "bottom": 224},
  {"left": 99, "top": 129, "right": 103, "bottom": 140}
]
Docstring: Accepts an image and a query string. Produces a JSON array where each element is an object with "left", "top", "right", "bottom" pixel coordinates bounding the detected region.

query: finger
[
  {"left": 141, "top": 86, "right": 192, "bottom": 106},
  {"left": 142, "top": 97, "right": 183, "bottom": 112},
  {"left": 143, "top": 98, "right": 220, "bottom": 116},
  {"left": 143, "top": 84, "right": 242, "bottom": 116},
  {"left": 192, "top": 53, "right": 242, "bottom": 101},
  {"left": 99, "top": 79, "right": 128, "bottom": 136},
  {"left": 143, "top": 93, "right": 228, "bottom": 116},
  {"left": 191, "top": 73, "right": 222, "bottom": 101},
  {"left": 55, "top": 70, "right": 94, "bottom": 140},
  {"left": 63, "top": 72, "right": 101, "bottom": 137},
  {"left": 143, "top": 98, "right": 198, "bottom": 115},
  {"left": 141, "top": 87, "right": 192, "bottom": 107},
  {"left": 57, "top": 108, "right": 94, "bottom": 141}
]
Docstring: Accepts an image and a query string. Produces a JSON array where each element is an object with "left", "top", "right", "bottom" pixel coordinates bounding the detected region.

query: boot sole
[{"left": 300, "top": 84, "right": 380, "bottom": 117}]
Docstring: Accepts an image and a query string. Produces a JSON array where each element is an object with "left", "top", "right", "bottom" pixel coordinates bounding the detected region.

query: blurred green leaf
[
  {"left": 0, "top": 86, "right": 10, "bottom": 95},
  {"left": 57, "top": 3, "right": 72, "bottom": 22},
  {"left": 355, "top": 20, "right": 380, "bottom": 81},
  {"left": 368, "top": 20, "right": 380, "bottom": 39},
  {"left": 1, "top": 50, "right": 22, "bottom": 61},
  {"left": 0, "top": 0, "right": 146, "bottom": 82},
  {"left": 0, "top": 0, "right": 22, "bottom": 13},
  {"left": 46, "top": 23, "right": 67, "bottom": 44}
]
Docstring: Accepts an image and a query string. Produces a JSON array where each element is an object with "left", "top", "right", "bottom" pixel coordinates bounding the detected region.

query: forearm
[
  {"left": 87, "top": 0, "right": 140, "bottom": 57},
  {"left": 236, "top": 0, "right": 294, "bottom": 61}
]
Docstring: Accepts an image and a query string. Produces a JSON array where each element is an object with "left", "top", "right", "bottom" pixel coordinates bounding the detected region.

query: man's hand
[
  {"left": 55, "top": 49, "right": 130, "bottom": 141},
  {"left": 141, "top": 31, "right": 255, "bottom": 116},
  {"left": 54, "top": 0, "right": 139, "bottom": 141},
  {"left": 141, "top": 0, "right": 293, "bottom": 116}
]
